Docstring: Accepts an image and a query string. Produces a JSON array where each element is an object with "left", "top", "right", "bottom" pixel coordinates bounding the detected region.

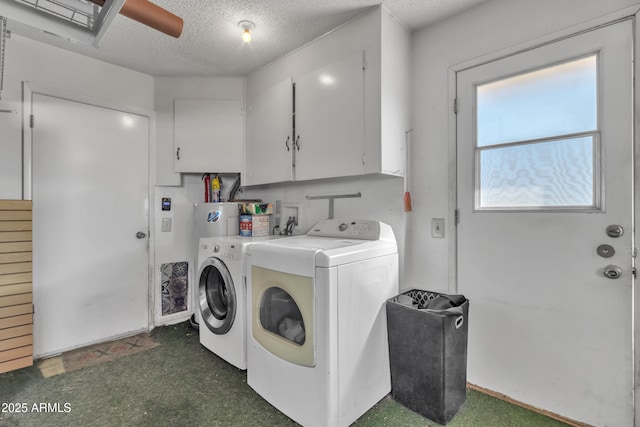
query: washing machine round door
[{"left": 199, "top": 258, "right": 236, "bottom": 334}]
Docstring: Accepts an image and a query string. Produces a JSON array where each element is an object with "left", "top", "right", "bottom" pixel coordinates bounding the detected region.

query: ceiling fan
[{"left": 0, "top": 0, "right": 183, "bottom": 47}]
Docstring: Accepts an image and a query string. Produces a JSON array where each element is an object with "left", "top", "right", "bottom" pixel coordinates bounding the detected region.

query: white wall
[
  {"left": 0, "top": 35, "right": 153, "bottom": 199},
  {"left": 239, "top": 175, "right": 404, "bottom": 241},
  {"left": 407, "top": 0, "right": 640, "bottom": 293}
]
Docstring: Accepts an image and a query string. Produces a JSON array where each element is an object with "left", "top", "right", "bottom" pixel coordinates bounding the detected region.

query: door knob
[
  {"left": 606, "top": 225, "right": 624, "bottom": 238},
  {"left": 603, "top": 265, "right": 622, "bottom": 279},
  {"left": 136, "top": 231, "right": 147, "bottom": 239}
]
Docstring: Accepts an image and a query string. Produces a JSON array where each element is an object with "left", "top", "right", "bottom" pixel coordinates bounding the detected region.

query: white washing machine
[
  {"left": 192, "top": 202, "right": 240, "bottom": 326},
  {"left": 246, "top": 219, "right": 399, "bottom": 427},
  {"left": 197, "top": 235, "right": 279, "bottom": 370}
]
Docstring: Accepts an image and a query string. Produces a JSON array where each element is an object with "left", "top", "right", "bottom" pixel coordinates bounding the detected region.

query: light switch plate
[
  {"left": 161, "top": 217, "right": 172, "bottom": 232},
  {"left": 432, "top": 218, "right": 445, "bottom": 238}
]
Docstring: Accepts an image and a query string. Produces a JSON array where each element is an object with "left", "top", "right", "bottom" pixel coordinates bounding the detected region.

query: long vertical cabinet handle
[
  {"left": 176, "top": 147, "right": 181, "bottom": 160},
  {"left": 292, "top": 81, "right": 297, "bottom": 172}
]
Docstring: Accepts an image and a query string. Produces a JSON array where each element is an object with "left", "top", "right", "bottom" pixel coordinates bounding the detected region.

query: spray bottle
[{"left": 211, "top": 175, "right": 221, "bottom": 203}]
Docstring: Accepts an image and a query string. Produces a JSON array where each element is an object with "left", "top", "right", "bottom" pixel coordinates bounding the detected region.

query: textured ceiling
[{"left": 4, "top": 0, "right": 488, "bottom": 77}]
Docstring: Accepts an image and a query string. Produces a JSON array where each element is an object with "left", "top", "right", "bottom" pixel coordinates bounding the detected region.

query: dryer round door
[
  {"left": 251, "top": 265, "right": 315, "bottom": 367},
  {"left": 199, "top": 258, "right": 236, "bottom": 334}
]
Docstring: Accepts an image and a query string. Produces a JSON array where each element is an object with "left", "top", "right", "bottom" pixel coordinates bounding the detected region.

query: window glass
[
  {"left": 477, "top": 55, "right": 597, "bottom": 147},
  {"left": 479, "top": 136, "right": 594, "bottom": 208},
  {"left": 204, "top": 266, "right": 229, "bottom": 320},
  {"left": 475, "top": 55, "right": 599, "bottom": 210},
  {"left": 260, "top": 287, "right": 305, "bottom": 345}
]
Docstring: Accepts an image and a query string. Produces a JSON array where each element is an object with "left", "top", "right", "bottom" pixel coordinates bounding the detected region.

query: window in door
[{"left": 475, "top": 54, "right": 599, "bottom": 210}]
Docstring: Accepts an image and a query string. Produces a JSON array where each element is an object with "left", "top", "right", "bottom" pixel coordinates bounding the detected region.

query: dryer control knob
[{"left": 213, "top": 245, "right": 220, "bottom": 253}]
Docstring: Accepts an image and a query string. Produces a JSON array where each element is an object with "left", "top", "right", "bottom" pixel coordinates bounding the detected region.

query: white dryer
[
  {"left": 197, "top": 235, "right": 279, "bottom": 370},
  {"left": 246, "top": 219, "right": 399, "bottom": 427}
]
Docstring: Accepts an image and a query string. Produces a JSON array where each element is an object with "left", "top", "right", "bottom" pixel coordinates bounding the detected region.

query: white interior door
[
  {"left": 456, "top": 21, "right": 633, "bottom": 426},
  {"left": 31, "top": 93, "right": 150, "bottom": 357}
]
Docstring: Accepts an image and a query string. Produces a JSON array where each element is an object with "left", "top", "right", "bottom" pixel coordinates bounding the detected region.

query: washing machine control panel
[{"left": 200, "top": 241, "right": 240, "bottom": 260}]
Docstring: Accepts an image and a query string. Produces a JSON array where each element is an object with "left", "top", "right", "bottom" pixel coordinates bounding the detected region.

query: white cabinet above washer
[
  {"left": 245, "top": 52, "right": 365, "bottom": 186},
  {"left": 244, "top": 6, "right": 409, "bottom": 186},
  {"left": 294, "top": 50, "right": 365, "bottom": 182},
  {"left": 245, "top": 78, "right": 293, "bottom": 186},
  {"left": 174, "top": 99, "right": 243, "bottom": 173}
]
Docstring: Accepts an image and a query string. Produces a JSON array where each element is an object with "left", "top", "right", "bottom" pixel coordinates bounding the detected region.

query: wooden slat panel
[
  {"left": 0, "top": 335, "right": 31, "bottom": 352},
  {"left": 0, "top": 283, "right": 32, "bottom": 297},
  {"left": 0, "top": 211, "right": 31, "bottom": 221},
  {"left": 0, "top": 252, "right": 32, "bottom": 264},
  {"left": 0, "top": 272, "right": 31, "bottom": 287},
  {"left": 0, "top": 222, "right": 32, "bottom": 232},
  {"left": 0, "top": 314, "right": 32, "bottom": 329},
  {"left": 0, "top": 262, "right": 32, "bottom": 275},
  {"left": 0, "top": 356, "right": 32, "bottom": 374},
  {"left": 0, "top": 345, "right": 32, "bottom": 363},
  {"left": 0, "top": 231, "right": 32, "bottom": 243},
  {"left": 0, "top": 200, "right": 32, "bottom": 211},
  {"left": 0, "top": 201, "right": 32, "bottom": 375},
  {"left": 0, "top": 242, "right": 32, "bottom": 254},
  {"left": 0, "top": 324, "right": 32, "bottom": 341},
  {"left": 0, "top": 304, "right": 32, "bottom": 319},
  {"left": 0, "top": 294, "right": 32, "bottom": 307}
]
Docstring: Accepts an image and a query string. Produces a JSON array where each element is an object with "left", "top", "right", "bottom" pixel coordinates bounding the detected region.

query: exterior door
[
  {"left": 456, "top": 21, "right": 633, "bottom": 426},
  {"left": 30, "top": 93, "right": 150, "bottom": 357}
]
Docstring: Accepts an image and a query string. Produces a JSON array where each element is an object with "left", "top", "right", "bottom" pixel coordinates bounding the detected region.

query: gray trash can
[{"left": 386, "top": 289, "right": 469, "bottom": 425}]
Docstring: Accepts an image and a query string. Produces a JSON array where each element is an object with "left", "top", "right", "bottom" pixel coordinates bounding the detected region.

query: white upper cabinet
[
  {"left": 294, "top": 51, "right": 365, "bottom": 181},
  {"left": 244, "top": 6, "right": 409, "bottom": 186},
  {"left": 174, "top": 99, "right": 243, "bottom": 173},
  {"left": 245, "top": 78, "right": 293, "bottom": 186}
]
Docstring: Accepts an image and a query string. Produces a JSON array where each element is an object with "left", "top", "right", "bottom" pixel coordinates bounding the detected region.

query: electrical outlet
[{"left": 431, "top": 218, "right": 445, "bottom": 238}]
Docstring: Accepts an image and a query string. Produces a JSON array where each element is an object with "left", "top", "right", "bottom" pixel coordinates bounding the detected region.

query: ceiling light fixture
[{"left": 238, "top": 20, "right": 255, "bottom": 43}]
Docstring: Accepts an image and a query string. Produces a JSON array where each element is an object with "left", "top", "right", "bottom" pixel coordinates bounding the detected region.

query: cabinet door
[
  {"left": 174, "top": 99, "right": 243, "bottom": 173},
  {"left": 294, "top": 51, "right": 364, "bottom": 181},
  {"left": 245, "top": 78, "right": 293, "bottom": 185}
]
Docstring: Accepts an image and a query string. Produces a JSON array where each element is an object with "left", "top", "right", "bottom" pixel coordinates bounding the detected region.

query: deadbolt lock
[{"left": 606, "top": 225, "right": 624, "bottom": 238}]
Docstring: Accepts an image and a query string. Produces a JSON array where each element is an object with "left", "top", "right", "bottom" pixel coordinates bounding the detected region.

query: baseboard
[{"left": 467, "top": 383, "right": 591, "bottom": 427}]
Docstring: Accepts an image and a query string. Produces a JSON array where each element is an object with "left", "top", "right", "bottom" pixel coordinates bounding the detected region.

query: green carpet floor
[{"left": 0, "top": 322, "right": 568, "bottom": 426}]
